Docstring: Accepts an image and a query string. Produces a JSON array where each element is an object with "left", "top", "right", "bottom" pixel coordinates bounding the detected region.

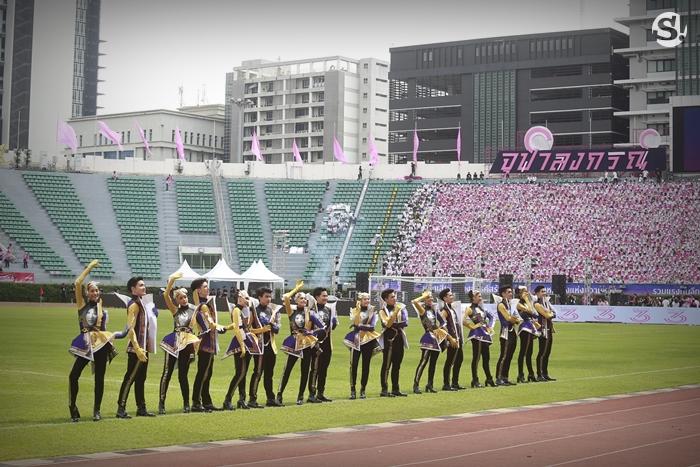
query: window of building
[
  {"left": 363, "top": 63, "right": 368, "bottom": 69},
  {"left": 531, "top": 88, "right": 583, "bottom": 101},
  {"left": 363, "top": 78, "right": 369, "bottom": 84},
  {"left": 555, "top": 134, "right": 583, "bottom": 146},
  {"left": 647, "top": 59, "right": 675, "bottom": 72},
  {"left": 363, "top": 92, "right": 368, "bottom": 99},
  {"left": 215, "top": 136, "right": 218, "bottom": 148},
  {"left": 209, "top": 135, "right": 212, "bottom": 146},
  {"left": 79, "top": 135, "right": 83, "bottom": 147},
  {"left": 149, "top": 129, "right": 152, "bottom": 141},
  {"left": 390, "top": 79, "right": 409, "bottom": 100},
  {"left": 591, "top": 86, "right": 614, "bottom": 98},
  {"left": 416, "top": 74, "right": 462, "bottom": 98},
  {"left": 646, "top": 0, "right": 675, "bottom": 10},
  {"left": 363, "top": 108, "right": 368, "bottom": 113},
  {"left": 362, "top": 123, "right": 367, "bottom": 128},
  {"left": 647, "top": 122, "right": 669, "bottom": 135},
  {"left": 172, "top": 130, "right": 175, "bottom": 142},
  {"left": 362, "top": 137, "right": 367, "bottom": 143},
  {"left": 531, "top": 111, "right": 583, "bottom": 124},
  {"left": 647, "top": 90, "right": 673, "bottom": 104},
  {"left": 531, "top": 65, "right": 582, "bottom": 78},
  {"left": 197, "top": 133, "right": 200, "bottom": 145},
  {"left": 375, "top": 108, "right": 387, "bottom": 112}
]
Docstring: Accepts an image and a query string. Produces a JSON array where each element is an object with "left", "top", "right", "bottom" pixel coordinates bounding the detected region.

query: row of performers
[{"left": 67, "top": 260, "right": 556, "bottom": 422}]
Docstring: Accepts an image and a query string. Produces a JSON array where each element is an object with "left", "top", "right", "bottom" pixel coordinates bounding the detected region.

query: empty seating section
[
  {"left": 340, "top": 181, "right": 419, "bottom": 283},
  {"left": 175, "top": 179, "right": 217, "bottom": 233},
  {"left": 23, "top": 173, "right": 113, "bottom": 277},
  {"left": 265, "top": 181, "right": 326, "bottom": 248},
  {"left": 304, "top": 181, "right": 363, "bottom": 283},
  {"left": 228, "top": 180, "right": 267, "bottom": 270},
  {"left": 0, "top": 191, "right": 71, "bottom": 276},
  {"left": 107, "top": 178, "right": 160, "bottom": 279}
]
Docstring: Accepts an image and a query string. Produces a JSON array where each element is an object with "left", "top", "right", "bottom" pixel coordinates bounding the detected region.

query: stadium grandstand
[{"left": 1, "top": 166, "right": 698, "bottom": 303}]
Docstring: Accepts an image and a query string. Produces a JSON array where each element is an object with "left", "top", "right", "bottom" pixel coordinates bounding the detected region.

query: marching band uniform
[
  {"left": 495, "top": 293, "right": 520, "bottom": 386},
  {"left": 465, "top": 302, "right": 495, "bottom": 387},
  {"left": 534, "top": 296, "right": 557, "bottom": 381},
  {"left": 441, "top": 301, "right": 464, "bottom": 391},
  {"left": 379, "top": 299, "right": 409, "bottom": 397},
  {"left": 344, "top": 299, "right": 382, "bottom": 399},
  {"left": 192, "top": 293, "right": 223, "bottom": 412},
  {"left": 223, "top": 295, "right": 262, "bottom": 410},
  {"left": 158, "top": 274, "right": 200, "bottom": 414},
  {"left": 249, "top": 299, "right": 282, "bottom": 407},
  {"left": 516, "top": 289, "right": 541, "bottom": 383},
  {"left": 412, "top": 292, "right": 449, "bottom": 393},
  {"left": 68, "top": 260, "right": 119, "bottom": 422},
  {"left": 277, "top": 282, "right": 321, "bottom": 406},
  {"left": 308, "top": 298, "right": 338, "bottom": 402},
  {"left": 116, "top": 283, "right": 157, "bottom": 418}
]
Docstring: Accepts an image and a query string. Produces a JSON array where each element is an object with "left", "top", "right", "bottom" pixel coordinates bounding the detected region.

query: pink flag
[
  {"left": 98, "top": 121, "right": 123, "bottom": 151},
  {"left": 456, "top": 126, "right": 461, "bottom": 162},
  {"left": 292, "top": 139, "right": 303, "bottom": 163},
  {"left": 251, "top": 131, "right": 263, "bottom": 161},
  {"left": 134, "top": 120, "right": 152, "bottom": 157},
  {"left": 412, "top": 128, "right": 419, "bottom": 162},
  {"left": 175, "top": 127, "right": 185, "bottom": 161},
  {"left": 368, "top": 134, "right": 379, "bottom": 166},
  {"left": 333, "top": 136, "right": 347, "bottom": 163},
  {"left": 56, "top": 121, "right": 78, "bottom": 153}
]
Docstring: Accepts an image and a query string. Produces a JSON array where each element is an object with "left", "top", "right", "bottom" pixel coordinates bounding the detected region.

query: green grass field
[{"left": 1, "top": 303, "right": 699, "bottom": 461}]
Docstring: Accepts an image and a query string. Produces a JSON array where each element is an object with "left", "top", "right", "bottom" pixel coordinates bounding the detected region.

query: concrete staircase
[
  {"left": 216, "top": 179, "right": 239, "bottom": 272},
  {"left": 70, "top": 172, "right": 132, "bottom": 281},
  {"left": 155, "top": 178, "right": 183, "bottom": 279},
  {"left": 252, "top": 179, "right": 273, "bottom": 266},
  {"left": 0, "top": 169, "right": 82, "bottom": 277}
]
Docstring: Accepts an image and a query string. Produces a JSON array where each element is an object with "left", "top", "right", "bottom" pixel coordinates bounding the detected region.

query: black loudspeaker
[
  {"left": 499, "top": 274, "right": 514, "bottom": 290},
  {"left": 356, "top": 272, "right": 369, "bottom": 292},
  {"left": 552, "top": 274, "right": 567, "bottom": 302}
]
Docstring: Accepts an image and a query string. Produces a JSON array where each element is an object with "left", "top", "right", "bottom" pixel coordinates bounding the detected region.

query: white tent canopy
[
  {"left": 172, "top": 259, "right": 201, "bottom": 281},
  {"left": 203, "top": 258, "right": 241, "bottom": 281},
  {"left": 240, "top": 259, "right": 284, "bottom": 287}
]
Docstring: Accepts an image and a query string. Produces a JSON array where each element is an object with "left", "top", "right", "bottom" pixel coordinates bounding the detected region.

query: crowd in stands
[
  {"left": 383, "top": 183, "right": 441, "bottom": 276},
  {"left": 385, "top": 180, "right": 700, "bottom": 284}
]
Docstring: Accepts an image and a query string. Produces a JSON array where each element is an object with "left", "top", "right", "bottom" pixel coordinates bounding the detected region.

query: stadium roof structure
[
  {"left": 203, "top": 258, "right": 241, "bottom": 281},
  {"left": 240, "top": 259, "right": 284, "bottom": 286}
]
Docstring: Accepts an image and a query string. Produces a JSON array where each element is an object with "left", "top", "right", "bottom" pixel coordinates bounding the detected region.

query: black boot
[
  {"left": 69, "top": 405, "right": 80, "bottom": 422},
  {"left": 517, "top": 375, "right": 526, "bottom": 384},
  {"left": 528, "top": 375, "right": 538, "bottom": 383},
  {"left": 116, "top": 406, "right": 131, "bottom": 419},
  {"left": 158, "top": 401, "right": 166, "bottom": 415},
  {"left": 237, "top": 400, "right": 250, "bottom": 409},
  {"left": 413, "top": 385, "right": 422, "bottom": 394},
  {"left": 183, "top": 404, "right": 191, "bottom": 413},
  {"left": 425, "top": 385, "right": 438, "bottom": 393},
  {"left": 317, "top": 393, "right": 332, "bottom": 402},
  {"left": 471, "top": 380, "right": 482, "bottom": 388},
  {"left": 276, "top": 392, "right": 284, "bottom": 406},
  {"left": 222, "top": 399, "right": 235, "bottom": 411},
  {"left": 136, "top": 407, "right": 156, "bottom": 417},
  {"left": 545, "top": 375, "right": 557, "bottom": 381},
  {"left": 391, "top": 390, "right": 408, "bottom": 397},
  {"left": 93, "top": 409, "right": 101, "bottom": 421},
  {"left": 484, "top": 378, "right": 496, "bottom": 387},
  {"left": 442, "top": 384, "right": 457, "bottom": 391},
  {"left": 266, "top": 399, "right": 283, "bottom": 407},
  {"left": 307, "top": 395, "right": 322, "bottom": 403},
  {"left": 191, "top": 403, "right": 211, "bottom": 413},
  {"left": 359, "top": 387, "right": 366, "bottom": 399},
  {"left": 349, "top": 388, "right": 357, "bottom": 400},
  {"left": 248, "top": 400, "right": 265, "bottom": 409}
]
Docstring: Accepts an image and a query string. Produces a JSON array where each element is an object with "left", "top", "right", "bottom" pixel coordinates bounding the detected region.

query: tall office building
[
  {"left": 1, "top": 0, "right": 101, "bottom": 154},
  {"left": 389, "top": 29, "right": 629, "bottom": 164},
  {"left": 225, "top": 56, "right": 389, "bottom": 164},
  {"left": 614, "top": 0, "right": 700, "bottom": 151}
]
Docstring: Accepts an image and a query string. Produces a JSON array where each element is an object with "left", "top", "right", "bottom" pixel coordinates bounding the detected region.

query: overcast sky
[{"left": 98, "top": 0, "right": 629, "bottom": 114}]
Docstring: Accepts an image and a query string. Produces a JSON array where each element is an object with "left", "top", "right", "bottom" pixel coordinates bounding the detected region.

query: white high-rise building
[
  {"left": 614, "top": 0, "right": 700, "bottom": 150},
  {"left": 224, "top": 56, "right": 389, "bottom": 164}
]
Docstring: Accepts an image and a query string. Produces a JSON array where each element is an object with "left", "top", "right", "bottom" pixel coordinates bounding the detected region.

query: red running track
[{"left": 54, "top": 388, "right": 700, "bottom": 467}]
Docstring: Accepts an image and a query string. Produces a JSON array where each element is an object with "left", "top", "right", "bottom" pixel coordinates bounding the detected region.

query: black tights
[
  {"left": 159, "top": 345, "right": 194, "bottom": 407},
  {"left": 278, "top": 348, "right": 313, "bottom": 401},
  {"left": 470, "top": 339, "right": 492, "bottom": 382},
  {"left": 536, "top": 334, "right": 554, "bottom": 377},
  {"left": 192, "top": 350, "right": 214, "bottom": 406},
  {"left": 414, "top": 349, "right": 440, "bottom": 388},
  {"left": 68, "top": 345, "right": 110, "bottom": 411},
  {"left": 350, "top": 344, "right": 375, "bottom": 390},
  {"left": 517, "top": 332, "right": 535, "bottom": 378},
  {"left": 226, "top": 352, "right": 251, "bottom": 402},
  {"left": 496, "top": 333, "right": 517, "bottom": 381}
]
